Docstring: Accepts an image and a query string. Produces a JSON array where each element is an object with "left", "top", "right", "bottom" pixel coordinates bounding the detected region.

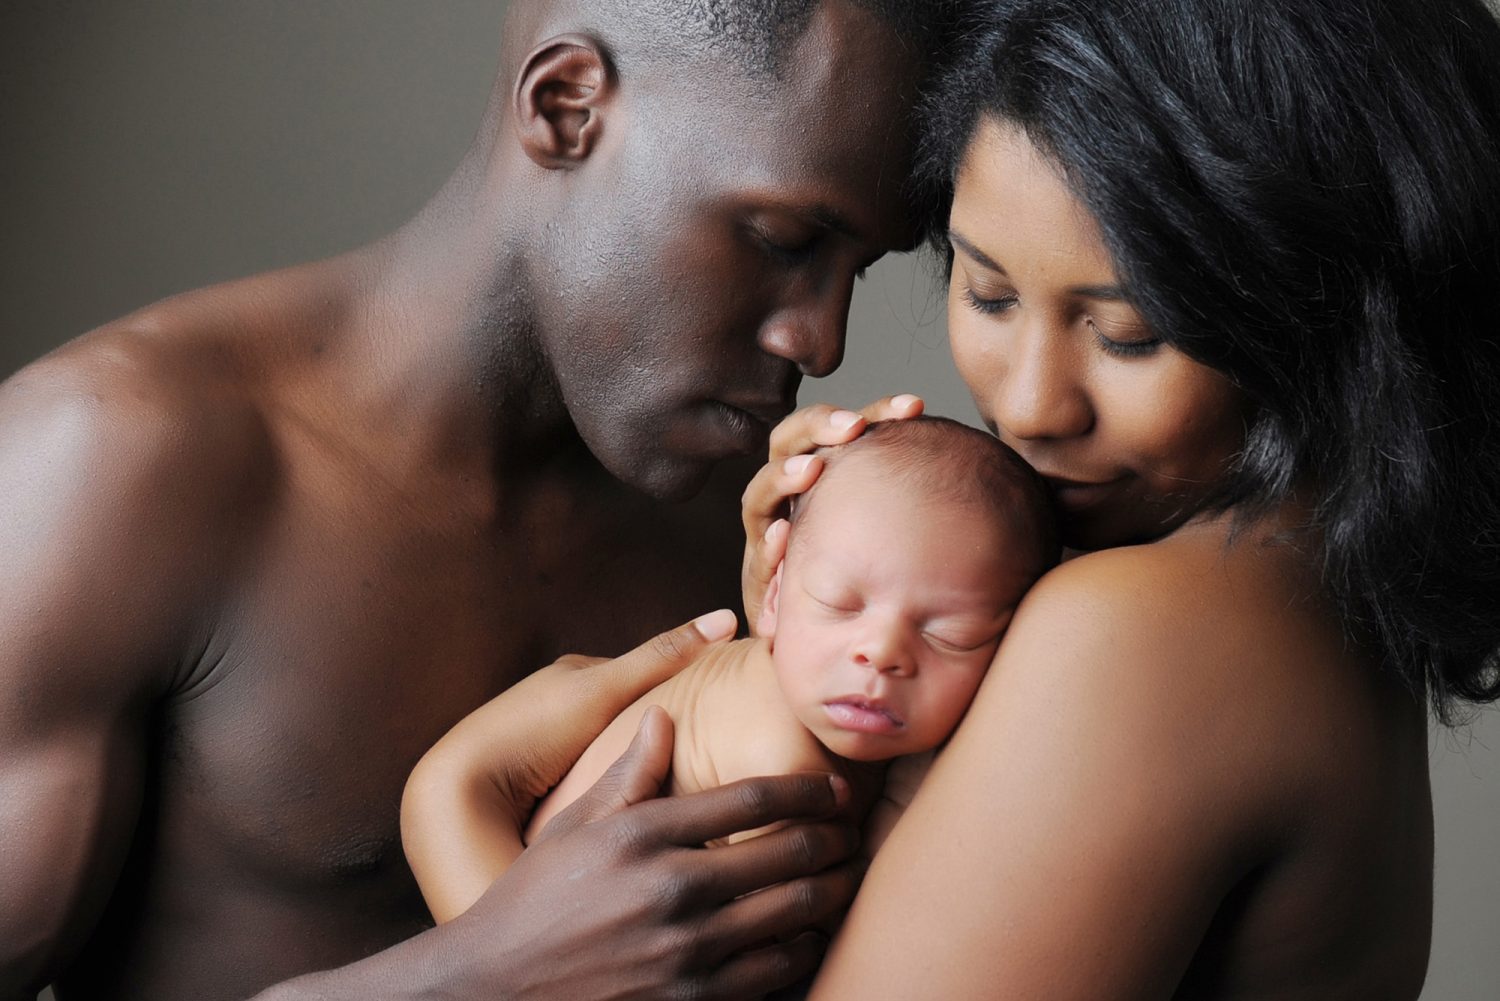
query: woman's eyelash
[
  {"left": 1087, "top": 318, "right": 1162, "bottom": 358},
  {"left": 961, "top": 287, "right": 1019, "bottom": 314}
]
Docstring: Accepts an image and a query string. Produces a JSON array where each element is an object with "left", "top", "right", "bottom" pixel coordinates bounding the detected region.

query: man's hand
[
  {"left": 434, "top": 709, "right": 861, "bottom": 999},
  {"left": 403, "top": 610, "right": 742, "bottom": 922}
]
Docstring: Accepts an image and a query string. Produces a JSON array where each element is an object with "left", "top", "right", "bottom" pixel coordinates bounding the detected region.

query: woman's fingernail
[
  {"left": 692, "top": 609, "right": 738, "bottom": 641},
  {"left": 892, "top": 394, "right": 920, "bottom": 410},
  {"left": 830, "top": 410, "right": 861, "bottom": 430},
  {"left": 764, "top": 518, "right": 789, "bottom": 543},
  {"left": 785, "top": 455, "right": 815, "bottom": 475}
]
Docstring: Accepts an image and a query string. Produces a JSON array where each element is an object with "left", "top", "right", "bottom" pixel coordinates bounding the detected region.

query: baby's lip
[{"left": 824, "top": 696, "right": 905, "bottom": 730}]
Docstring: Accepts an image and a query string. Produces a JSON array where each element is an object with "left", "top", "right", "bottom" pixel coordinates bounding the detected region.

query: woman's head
[{"left": 922, "top": 0, "right": 1500, "bottom": 712}]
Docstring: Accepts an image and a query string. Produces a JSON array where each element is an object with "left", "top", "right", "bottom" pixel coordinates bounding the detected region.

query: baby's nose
[{"left": 850, "top": 628, "right": 916, "bottom": 677}]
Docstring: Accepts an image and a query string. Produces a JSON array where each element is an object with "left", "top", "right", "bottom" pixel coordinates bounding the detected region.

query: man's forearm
[{"left": 250, "top": 926, "right": 475, "bottom": 1001}]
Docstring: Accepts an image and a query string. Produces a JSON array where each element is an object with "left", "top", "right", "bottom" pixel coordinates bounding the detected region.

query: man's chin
[{"left": 611, "top": 452, "right": 716, "bottom": 502}]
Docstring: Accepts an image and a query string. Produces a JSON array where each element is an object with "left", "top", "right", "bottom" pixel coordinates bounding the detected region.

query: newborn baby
[{"left": 404, "top": 416, "right": 1058, "bottom": 922}]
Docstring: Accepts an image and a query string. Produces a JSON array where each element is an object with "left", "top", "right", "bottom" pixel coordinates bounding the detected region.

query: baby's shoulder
[{"left": 688, "top": 644, "right": 834, "bottom": 790}]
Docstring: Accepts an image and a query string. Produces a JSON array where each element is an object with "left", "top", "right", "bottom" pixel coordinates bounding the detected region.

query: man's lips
[
  {"left": 823, "top": 697, "right": 905, "bottom": 734},
  {"left": 718, "top": 397, "right": 795, "bottom": 430}
]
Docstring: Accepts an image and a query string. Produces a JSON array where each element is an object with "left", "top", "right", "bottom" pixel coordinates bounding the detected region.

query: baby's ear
[{"left": 755, "top": 561, "right": 785, "bottom": 638}]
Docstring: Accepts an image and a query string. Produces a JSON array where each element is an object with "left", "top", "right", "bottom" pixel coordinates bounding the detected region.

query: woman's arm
[
  {"left": 809, "top": 548, "right": 1284, "bottom": 999},
  {"left": 401, "top": 610, "right": 737, "bottom": 922}
]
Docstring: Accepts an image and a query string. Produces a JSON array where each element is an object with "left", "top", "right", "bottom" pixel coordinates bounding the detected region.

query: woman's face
[{"left": 947, "top": 119, "right": 1249, "bottom": 550}]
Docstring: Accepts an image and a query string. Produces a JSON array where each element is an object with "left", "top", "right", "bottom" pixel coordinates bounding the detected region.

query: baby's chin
[{"left": 810, "top": 713, "right": 928, "bottom": 763}]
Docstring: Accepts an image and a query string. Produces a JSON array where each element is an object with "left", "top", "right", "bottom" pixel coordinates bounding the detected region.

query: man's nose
[
  {"left": 757, "top": 288, "right": 852, "bottom": 378},
  {"left": 988, "top": 320, "right": 1093, "bottom": 441}
]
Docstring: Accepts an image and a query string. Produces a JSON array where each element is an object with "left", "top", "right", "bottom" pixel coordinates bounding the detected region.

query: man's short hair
[{"left": 632, "top": 0, "right": 967, "bottom": 78}]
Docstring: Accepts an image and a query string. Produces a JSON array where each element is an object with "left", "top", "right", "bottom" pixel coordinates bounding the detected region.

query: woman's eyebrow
[
  {"left": 948, "top": 230, "right": 1005, "bottom": 273},
  {"left": 1070, "top": 284, "right": 1129, "bottom": 301}
]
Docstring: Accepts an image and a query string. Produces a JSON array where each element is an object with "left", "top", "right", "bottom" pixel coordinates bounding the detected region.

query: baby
[{"left": 403, "top": 416, "right": 1058, "bottom": 922}]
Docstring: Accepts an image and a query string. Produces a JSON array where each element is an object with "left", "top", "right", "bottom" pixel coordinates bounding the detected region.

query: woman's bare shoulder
[
  {"left": 811, "top": 521, "right": 1339, "bottom": 998},
  {"left": 984, "top": 514, "right": 1363, "bottom": 794}
]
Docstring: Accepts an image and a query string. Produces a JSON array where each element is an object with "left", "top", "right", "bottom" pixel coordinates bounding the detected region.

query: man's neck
[{"left": 323, "top": 159, "right": 587, "bottom": 492}]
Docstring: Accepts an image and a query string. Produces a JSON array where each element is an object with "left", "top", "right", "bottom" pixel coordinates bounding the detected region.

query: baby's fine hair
[{"left": 791, "top": 416, "right": 1060, "bottom": 581}]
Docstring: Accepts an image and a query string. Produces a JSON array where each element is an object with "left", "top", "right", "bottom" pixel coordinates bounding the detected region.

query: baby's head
[{"left": 758, "top": 417, "right": 1058, "bottom": 761}]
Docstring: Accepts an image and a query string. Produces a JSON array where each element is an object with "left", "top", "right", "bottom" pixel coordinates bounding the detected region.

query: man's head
[
  {"left": 758, "top": 417, "right": 1060, "bottom": 761},
  {"left": 489, "top": 0, "right": 965, "bottom": 498}
]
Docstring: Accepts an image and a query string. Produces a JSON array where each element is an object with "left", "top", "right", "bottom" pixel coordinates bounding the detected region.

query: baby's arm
[
  {"left": 401, "top": 688, "right": 544, "bottom": 923},
  {"left": 399, "top": 622, "right": 708, "bottom": 925}
]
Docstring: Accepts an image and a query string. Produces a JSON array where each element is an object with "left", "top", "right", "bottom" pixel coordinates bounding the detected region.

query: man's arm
[
  {"left": 274, "top": 746, "right": 859, "bottom": 1001},
  {"left": 0, "top": 355, "right": 246, "bottom": 995}
]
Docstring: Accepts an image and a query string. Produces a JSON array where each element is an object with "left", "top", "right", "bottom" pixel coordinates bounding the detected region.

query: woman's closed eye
[
  {"left": 1086, "top": 315, "right": 1162, "bottom": 358},
  {"left": 961, "top": 285, "right": 1020, "bottom": 315}
]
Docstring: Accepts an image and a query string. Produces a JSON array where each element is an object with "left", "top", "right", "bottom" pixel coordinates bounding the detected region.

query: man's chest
[{"left": 151, "top": 477, "right": 745, "bottom": 890}]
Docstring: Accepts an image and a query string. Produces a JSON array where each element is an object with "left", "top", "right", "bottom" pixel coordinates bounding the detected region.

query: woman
[{"left": 737, "top": 0, "right": 1500, "bottom": 995}]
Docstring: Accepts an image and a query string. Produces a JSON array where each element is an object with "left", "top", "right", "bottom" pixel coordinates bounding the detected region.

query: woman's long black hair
[{"left": 921, "top": 0, "right": 1500, "bottom": 718}]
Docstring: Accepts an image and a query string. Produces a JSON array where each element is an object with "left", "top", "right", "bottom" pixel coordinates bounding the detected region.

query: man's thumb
[{"left": 534, "top": 706, "right": 675, "bottom": 840}]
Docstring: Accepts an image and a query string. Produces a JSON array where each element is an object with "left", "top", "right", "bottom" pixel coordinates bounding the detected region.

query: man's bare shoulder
[
  {"left": 1, "top": 323, "right": 279, "bottom": 688},
  {"left": 2, "top": 320, "right": 275, "bottom": 522}
]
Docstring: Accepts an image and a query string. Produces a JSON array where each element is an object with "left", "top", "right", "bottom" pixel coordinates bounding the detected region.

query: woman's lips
[
  {"left": 1043, "top": 475, "right": 1122, "bottom": 512},
  {"left": 824, "top": 698, "right": 905, "bottom": 734}
]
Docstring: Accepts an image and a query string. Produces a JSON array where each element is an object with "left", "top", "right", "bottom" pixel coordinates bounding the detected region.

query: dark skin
[{"left": 0, "top": 2, "right": 924, "bottom": 998}]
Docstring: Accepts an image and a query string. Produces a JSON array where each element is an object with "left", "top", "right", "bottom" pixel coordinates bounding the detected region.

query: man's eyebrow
[{"left": 807, "top": 204, "right": 866, "bottom": 244}]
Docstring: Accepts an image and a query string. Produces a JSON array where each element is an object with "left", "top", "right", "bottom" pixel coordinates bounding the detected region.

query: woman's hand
[{"left": 740, "top": 395, "right": 924, "bottom": 632}]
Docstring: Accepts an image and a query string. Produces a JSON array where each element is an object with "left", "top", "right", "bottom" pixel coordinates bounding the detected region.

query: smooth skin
[
  {"left": 741, "top": 121, "right": 1433, "bottom": 999},
  {"left": 0, "top": 2, "right": 926, "bottom": 998}
]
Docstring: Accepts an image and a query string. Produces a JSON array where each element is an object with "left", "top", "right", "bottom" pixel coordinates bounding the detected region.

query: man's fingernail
[
  {"left": 785, "top": 455, "right": 815, "bottom": 475},
  {"left": 827, "top": 773, "right": 851, "bottom": 808},
  {"left": 830, "top": 410, "right": 861, "bottom": 430},
  {"left": 892, "top": 394, "right": 920, "bottom": 410},
  {"left": 692, "top": 609, "right": 737, "bottom": 641}
]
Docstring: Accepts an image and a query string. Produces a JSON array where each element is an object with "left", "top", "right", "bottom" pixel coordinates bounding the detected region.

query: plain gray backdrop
[{"left": 2, "top": 3, "right": 1494, "bottom": 998}]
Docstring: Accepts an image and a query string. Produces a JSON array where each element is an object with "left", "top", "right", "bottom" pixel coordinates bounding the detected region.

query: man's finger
[
  {"left": 535, "top": 707, "right": 675, "bottom": 841},
  {"left": 692, "top": 818, "right": 858, "bottom": 902},
  {"left": 697, "top": 931, "right": 827, "bottom": 1000},
  {"left": 701, "top": 861, "right": 860, "bottom": 956},
  {"left": 573, "top": 610, "right": 738, "bottom": 717},
  {"left": 627, "top": 772, "right": 849, "bottom": 849}
]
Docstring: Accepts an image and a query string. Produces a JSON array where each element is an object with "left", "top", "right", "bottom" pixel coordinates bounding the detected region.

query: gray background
[{"left": 2, "top": 3, "right": 1493, "bottom": 998}]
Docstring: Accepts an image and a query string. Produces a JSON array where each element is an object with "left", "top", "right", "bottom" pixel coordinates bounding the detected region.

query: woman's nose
[{"left": 989, "top": 322, "right": 1093, "bottom": 441}]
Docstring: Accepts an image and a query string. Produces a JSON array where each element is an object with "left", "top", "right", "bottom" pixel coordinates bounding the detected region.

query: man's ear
[
  {"left": 756, "top": 561, "right": 786, "bottom": 638},
  {"left": 513, "top": 34, "right": 615, "bottom": 169}
]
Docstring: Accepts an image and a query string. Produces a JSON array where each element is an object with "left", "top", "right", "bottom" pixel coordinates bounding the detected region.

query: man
[{"left": 0, "top": 1, "right": 952, "bottom": 998}]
